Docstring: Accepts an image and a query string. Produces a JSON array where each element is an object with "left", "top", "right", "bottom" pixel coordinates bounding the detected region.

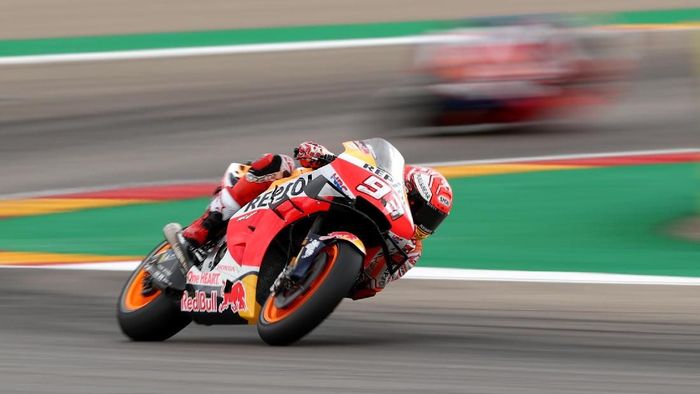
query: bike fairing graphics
[
  {"left": 180, "top": 170, "right": 328, "bottom": 322},
  {"left": 179, "top": 168, "right": 325, "bottom": 319},
  {"left": 239, "top": 173, "right": 317, "bottom": 213},
  {"left": 179, "top": 253, "right": 256, "bottom": 317},
  {"left": 179, "top": 167, "right": 335, "bottom": 319},
  {"left": 180, "top": 283, "right": 247, "bottom": 313},
  {"left": 179, "top": 140, "right": 417, "bottom": 322},
  {"left": 181, "top": 272, "right": 246, "bottom": 313}
]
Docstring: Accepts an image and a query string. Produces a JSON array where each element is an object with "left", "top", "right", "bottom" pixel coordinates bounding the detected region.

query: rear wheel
[
  {"left": 257, "top": 241, "right": 363, "bottom": 346},
  {"left": 117, "top": 242, "right": 191, "bottom": 341}
]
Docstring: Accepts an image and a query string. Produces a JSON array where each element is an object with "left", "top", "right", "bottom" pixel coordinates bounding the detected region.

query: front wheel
[
  {"left": 117, "top": 242, "right": 191, "bottom": 341},
  {"left": 257, "top": 241, "right": 363, "bottom": 346}
]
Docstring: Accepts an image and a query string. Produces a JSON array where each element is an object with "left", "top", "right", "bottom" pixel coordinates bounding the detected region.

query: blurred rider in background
[{"left": 181, "top": 141, "right": 453, "bottom": 299}]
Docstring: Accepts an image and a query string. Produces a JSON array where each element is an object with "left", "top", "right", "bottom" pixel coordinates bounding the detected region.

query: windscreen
[
  {"left": 363, "top": 138, "right": 406, "bottom": 189},
  {"left": 361, "top": 138, "right": 412, "bottom": 223}
]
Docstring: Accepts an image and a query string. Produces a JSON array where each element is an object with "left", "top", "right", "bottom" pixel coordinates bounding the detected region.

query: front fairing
[{"left": 332, "top": 139, "right": 415, "bottom": 240}]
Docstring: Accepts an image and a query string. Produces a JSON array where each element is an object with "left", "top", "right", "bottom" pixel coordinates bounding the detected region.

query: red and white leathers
[
  {"left": 183, "top": 142, "right": 331, "bottom": 245},
  {"left": 182, "top": 153, "right": 296, "bottom": 246},
  {"left": 183, "top": 141, "right": 451, "bottom": 300},
  {"left": 350, "top": 235, "right": 423, "bottom": 300}
]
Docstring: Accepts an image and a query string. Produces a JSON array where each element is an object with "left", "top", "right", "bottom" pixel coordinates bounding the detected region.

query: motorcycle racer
[{"left": 182, "top": 141, "right": 453, "bottom": 299}]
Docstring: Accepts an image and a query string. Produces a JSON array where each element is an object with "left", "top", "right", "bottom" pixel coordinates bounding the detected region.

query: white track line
[
  {"left": 0, "top": 36, "right": 448, "bottom": 66},
  {"left": 3, "top": 262, "right": 700, "bottom": 285},
  {"left": 1, "top": 24, "right": 698, "bottom": 66},
  {"left": 0, "top": 261, "right": 142, "bottom": 271},
  {"left": 404, "top": 268, "right": 700, "bottom": 285}
]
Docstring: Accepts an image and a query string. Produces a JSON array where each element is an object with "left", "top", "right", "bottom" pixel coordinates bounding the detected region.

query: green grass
[
  {"left": 423, "top": 163, "right": 700, "bottom": 275},
  {"left": 0, "top": 198, "right": 208, "bottom": 256}
]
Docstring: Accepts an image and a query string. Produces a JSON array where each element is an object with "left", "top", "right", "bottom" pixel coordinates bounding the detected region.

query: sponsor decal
[
  {"left": 330, "top": 173, "right": 349, "bottom": 194},
  {"left": 181, "top": 290, "right": 219, "bottom": 313},
  {"left": 241, "top": 173, "right": 314, "bottom": 213},
  {"left": 362, "top": 163, "right": 395, "bottom": 183},
  {"left": 186, "top": 271, "right": 222, "bottom": 287},
  {"left": 180, "top": 281, "right": 248, "bottom": 314},
  {"left": 219, "top": 281, "right": 247, "bottom": 313},
  {"left": 438, "top": 195, "right": 451, "bottom": 207},
  {"left": 415, "top": 173, "right": 432, "bottom": 201},
  {"left": 216, "top": 264, "right": 238, "bottom": 273}
]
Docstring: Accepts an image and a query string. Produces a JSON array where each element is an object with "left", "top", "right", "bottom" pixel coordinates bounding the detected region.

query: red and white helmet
[{"left": 404, "top": 166, "right": 453, "bottom": 239}]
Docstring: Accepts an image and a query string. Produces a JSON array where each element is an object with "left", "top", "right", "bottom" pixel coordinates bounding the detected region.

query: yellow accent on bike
[
  {"left": 341, "top": 141, "right": 377, "bottom": 167},
  {"left": 239, "top": 274, "right": 262, "bottom": 323},
  {"left": 268, "top": 168, "right": 312, "bottom": 188}
]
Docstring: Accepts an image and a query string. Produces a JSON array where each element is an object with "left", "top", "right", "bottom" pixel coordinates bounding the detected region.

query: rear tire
[
  {"left": 257, "top": 241, "right": 362, "bottom": 346},
  {"left": 117, "top": 242, "right": 191, "bottom": 341}
]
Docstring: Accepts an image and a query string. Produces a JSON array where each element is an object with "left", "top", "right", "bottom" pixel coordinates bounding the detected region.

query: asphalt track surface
[
  {"left": 1, "top": 33, "right": 699, "bottom": 394},
  {"left": 2, "top": 269, "right": 700, "bottom": 394}
]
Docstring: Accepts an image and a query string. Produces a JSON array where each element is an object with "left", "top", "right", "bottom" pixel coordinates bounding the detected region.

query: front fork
[
  {"left": 270, "top": 215, "right": 366, "bottom": 298},
  {"left": 271, "top": 216, "right": 325, "bottom": 294}
]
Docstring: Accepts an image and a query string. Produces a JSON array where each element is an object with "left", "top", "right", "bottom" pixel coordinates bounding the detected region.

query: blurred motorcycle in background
[{"left": 379, "top": 15, "right": 634, "bottom": 133}]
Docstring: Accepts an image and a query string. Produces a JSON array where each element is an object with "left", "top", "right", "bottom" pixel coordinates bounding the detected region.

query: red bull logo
[
  {"left": 181, "top": 290, "right": 218, "bottom": 313},
  {"left": 219, "top": 281, "right": 247, "bottom": 313}
]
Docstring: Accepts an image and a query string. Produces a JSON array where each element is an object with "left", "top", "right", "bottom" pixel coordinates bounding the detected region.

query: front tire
[
  {"left": 117, "top": 242, "right": 191, "bottom": 341},
  {"left": 257, "top": 241, "right": 363, "bottom": 346}
]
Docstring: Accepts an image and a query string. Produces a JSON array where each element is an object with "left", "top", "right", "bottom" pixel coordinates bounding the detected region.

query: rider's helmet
[{"left": 404, "top": 166, "right": 453, "bottom": 239}]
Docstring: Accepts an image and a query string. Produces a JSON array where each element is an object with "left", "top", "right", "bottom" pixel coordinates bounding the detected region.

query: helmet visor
[{"left": 411, "top": 198, "right": 448, "bottom": 237}]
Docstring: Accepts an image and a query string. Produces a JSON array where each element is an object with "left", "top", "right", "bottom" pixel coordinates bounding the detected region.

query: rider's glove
[{"left": 294, "top": 141, "right": 336, "bottom": 169}]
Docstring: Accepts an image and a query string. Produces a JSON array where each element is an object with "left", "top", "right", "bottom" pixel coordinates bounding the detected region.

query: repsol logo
[
  {"left": 242, "top": 174, "right": 314, "bottom": 212},
  {"left": 362, "top": 163, "right": 394, "bottom": 183}
]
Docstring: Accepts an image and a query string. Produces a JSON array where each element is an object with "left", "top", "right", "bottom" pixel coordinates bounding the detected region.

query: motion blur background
[{"left": 1, "top": 1, "right": 699, "bottom": 393}]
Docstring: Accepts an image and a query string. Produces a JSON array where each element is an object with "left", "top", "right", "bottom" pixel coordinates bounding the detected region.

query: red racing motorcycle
[{"left": 117, "top": 138, "right": 414, "bottom": 345}]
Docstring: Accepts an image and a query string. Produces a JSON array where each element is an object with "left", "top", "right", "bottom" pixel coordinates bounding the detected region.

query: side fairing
[
  {"left": 192, "top": 171, "right": 332, "bottom": 322},
  {"left": 181, "top": 249, "right": 260, "bottom": 324}
]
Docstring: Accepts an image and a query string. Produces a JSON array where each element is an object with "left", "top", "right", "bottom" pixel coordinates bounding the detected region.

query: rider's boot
[{"left": 182, "top": 210, "right": 227, "bottom": 248}]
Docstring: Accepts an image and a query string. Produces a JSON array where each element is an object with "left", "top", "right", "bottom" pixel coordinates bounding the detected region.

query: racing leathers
[
  {"left": 182, "top": 141, "right": 422, "bottom": 300},
  {"left": 182, "top": 152, "right": 296, "bottom": 246},
  {"left": 350, "top": 235, "right": 422, "bottom": 300}
]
